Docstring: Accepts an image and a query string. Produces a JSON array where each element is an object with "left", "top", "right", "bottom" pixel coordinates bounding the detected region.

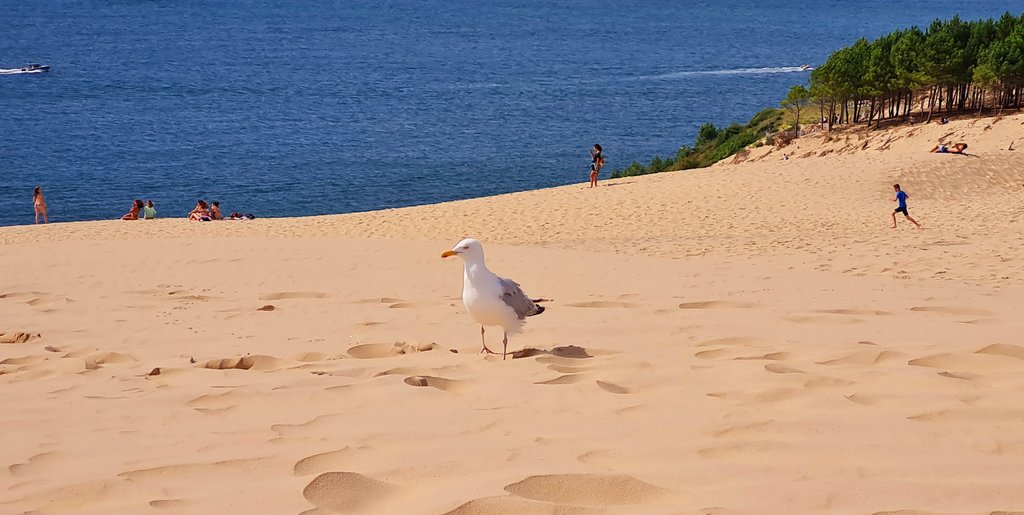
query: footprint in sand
[
  {"left": 513, "top": 345, "right": 591, "bottom": 360},
  {"left": 347, "top": 342, "right": 436, "bottom": 359},
  {"left": 503, "top": 473, "right": 671, "bottom": 506},
  {"left": 0, "top": 332, "right": 41, "bottom": 344},
  {"left": 678, "top": 300, "right": 754, "bottom": 309},
  {"left": 909, "top": 305, "right": 993, "bottom": 316},
  {"left": 444, "top": 495, "right": 580, "bottom": 514},
  {"left": 403, "top": 375, "right": 463, "bottom": 391},
  {"left": 813, "top": 308, "right": 891, "bottom": 316},
  {"left": 9, "top": 451, "right": 62, "bottom": 476},
  {"left": 293, "top": 448, "right": 360, "bottom": 476},
  {"left": 546, "top": 364, "right": 593, "bottom": 373},
  {"left": 697, "top": 440, "right": 790, "bottom": 458},
  {"left": 783, "top": 314, "right": 863, "bottom": 325},
  {"left": 565, "top": 301, "right": 637, "bottom": 308},
  {"left": 259, "top": 292, "right": 328, "bottom": 301},
  {"left": 816, "top": 350, "right": 903, "bottom": 366},
  {"left": 535, "top": 373, "right": 589, "bottom": 385},
  {"left": 975, "top": 343, "right": 1024, "bottom": 360},
  {"left": 199, "top": 355, "right": 290, "bottom": 371},
  {"left": 302, "top": 472, "right": 396, "bottom": 513},
  {"left": 595, "top": 380, "right": 631, "bottom": 394},
  {"left": 764, "top": 363, "right": 804, "bottom": 374},
  {"left": 695, "top": 336, "right": 757, "bottom": 347}
]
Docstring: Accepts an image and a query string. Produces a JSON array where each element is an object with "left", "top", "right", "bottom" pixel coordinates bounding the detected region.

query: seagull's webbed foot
[{"left": 479, "top": 326, "right": 496, "bottom": 354}]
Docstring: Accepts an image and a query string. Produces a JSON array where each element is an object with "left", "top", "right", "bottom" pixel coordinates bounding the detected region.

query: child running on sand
[
  {"left": 891, "top": 184, "right": 921, "bottom": 229},
  {"left": 33, "top": 186, "right": 48, "bottom": 224}
]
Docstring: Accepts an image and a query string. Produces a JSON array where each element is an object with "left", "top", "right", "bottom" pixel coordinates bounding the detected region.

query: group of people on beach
[
  {"left": 31, "top": 187, "right": 254, "bottom": 223},
  {"left": 121, "top": 200, "right": 157, "bottom": 220}
]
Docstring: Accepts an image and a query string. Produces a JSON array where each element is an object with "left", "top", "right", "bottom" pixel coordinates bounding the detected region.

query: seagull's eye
[{"left": 462, "top": 245, "right": 470, "bottom": 250}]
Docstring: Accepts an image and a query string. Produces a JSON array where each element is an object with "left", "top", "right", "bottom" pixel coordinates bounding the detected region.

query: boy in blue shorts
[{"left": 891, "top": 184, "right": 921, "bottom": 229}]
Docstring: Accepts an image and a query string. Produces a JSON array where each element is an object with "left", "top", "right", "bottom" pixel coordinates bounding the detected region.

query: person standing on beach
[
  {"left": 589, "top": 144, "right": 604, "bottom": 188},
  {"left": 33, "top": 186, "right": 48, "bottom": 224},
  {"left": 891, "top": 184, "right": 921, "bottom": 229}
]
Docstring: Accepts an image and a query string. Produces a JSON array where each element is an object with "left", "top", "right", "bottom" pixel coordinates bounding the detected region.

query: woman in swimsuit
[
  {"left": 188, "top": 200, "right": 211, "bottom": 221},
  {"left": 589, "top": 144, "right": 604, "bottom": 187},
  {"left": 122, "top": 199, "right": 144, "bottom": 220},
  {"left": 33, "top": 186, "right": 48, "bottom": 224}
]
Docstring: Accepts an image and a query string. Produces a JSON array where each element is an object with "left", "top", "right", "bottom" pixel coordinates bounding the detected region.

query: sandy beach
[{"left": 3, "top": 114, "right": 1024, "bottom": 514}]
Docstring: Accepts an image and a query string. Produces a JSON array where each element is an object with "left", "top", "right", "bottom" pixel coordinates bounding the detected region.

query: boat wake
[
  {"left": 1, "top": 64, "right": 50, "bottom": 75},
  {"left": 0, "top": 69, "right": 46, "bottom": 75},
  {"left": 628, "top": 66, "right": 811, "bottom": 81}
]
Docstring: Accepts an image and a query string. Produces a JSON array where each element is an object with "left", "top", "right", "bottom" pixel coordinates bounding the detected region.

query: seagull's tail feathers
[{"left": 529, "top": 304, "right": 545, "bottom": 317}]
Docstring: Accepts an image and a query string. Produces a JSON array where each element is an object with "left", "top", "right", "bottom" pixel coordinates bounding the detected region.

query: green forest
[{"left": 611, "top": 11, "right": 1024, "bottom": 179}]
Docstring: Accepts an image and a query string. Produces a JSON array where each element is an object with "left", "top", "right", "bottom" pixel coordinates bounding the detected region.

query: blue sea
[{"left": 2, "top": 0, "right": 1020, "bottom": 226}]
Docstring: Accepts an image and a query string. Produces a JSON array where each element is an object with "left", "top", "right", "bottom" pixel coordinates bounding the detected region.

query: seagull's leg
[
  {"left": 502, "top": 331, "right": 508, "bottom": 361},
  {"left": 480, "top": 326, "right": 495, "bottom": 354}
]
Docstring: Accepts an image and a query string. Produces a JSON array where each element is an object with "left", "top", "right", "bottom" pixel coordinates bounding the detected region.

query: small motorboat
[
  {"left": 0, "top": 63, "right": 51, "bottom": 75},
  {"left": 799, "top": 64, "right": 813, "bottom": 71}
]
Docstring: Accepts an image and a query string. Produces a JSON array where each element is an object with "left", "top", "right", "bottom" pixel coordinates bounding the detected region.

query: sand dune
[{"left": 2, "top": 114, "right": 1024, "bottom": 513}]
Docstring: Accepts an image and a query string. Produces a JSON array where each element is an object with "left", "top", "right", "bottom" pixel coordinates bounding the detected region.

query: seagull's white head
[{"left": 441, "top": 238, "right": 484, "bottom": 262}]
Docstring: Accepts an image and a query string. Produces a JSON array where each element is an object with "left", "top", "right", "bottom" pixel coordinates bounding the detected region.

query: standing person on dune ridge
[
  {"left": 589, "top": 143, "right": 604, "bottom": 188},
  {"left": 891, "top": 184, "right": 921, "bottom": 229},
  {"left": 33, "top": 186, "right": 48, "bottom": 224}
]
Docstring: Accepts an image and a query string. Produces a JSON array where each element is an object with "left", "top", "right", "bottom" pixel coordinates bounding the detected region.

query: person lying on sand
[
  {"left": 891, "top": 184, "right": 921, "bottom": 229},
  {"left": 929, "top": 143, "right": 968, "bottom": 155},
  {"left": 188, "top": 200, "right": 211, "bottom": 221},
  {"left": 122, "top": 199, "right": 143, "bottom": 220}
]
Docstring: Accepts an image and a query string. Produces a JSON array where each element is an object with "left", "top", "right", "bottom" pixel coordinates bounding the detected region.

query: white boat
[
  {"left": 0, "top": 63, "right": 51, "bottom": 75},
  {"left": 799, "top": 64, "right": 813, "bottom": 71}
]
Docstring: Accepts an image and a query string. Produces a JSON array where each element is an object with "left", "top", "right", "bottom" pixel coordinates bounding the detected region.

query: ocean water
[{"left": 2, "top": 0, "right": 1020, "bottom": 226}]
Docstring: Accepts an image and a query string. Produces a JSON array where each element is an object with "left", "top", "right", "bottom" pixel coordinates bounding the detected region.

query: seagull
[{"left": 442, "top": 238, "right": 545, "bottom": 360}]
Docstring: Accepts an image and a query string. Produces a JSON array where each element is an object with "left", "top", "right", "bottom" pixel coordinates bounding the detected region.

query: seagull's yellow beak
[{"left": 441, "top": 250, "right": 458, "bottom": 258}]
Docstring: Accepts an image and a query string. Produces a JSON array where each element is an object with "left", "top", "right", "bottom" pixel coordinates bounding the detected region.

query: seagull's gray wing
[{"left": 498, "top": 276, "right": 544, "bottom": 319}]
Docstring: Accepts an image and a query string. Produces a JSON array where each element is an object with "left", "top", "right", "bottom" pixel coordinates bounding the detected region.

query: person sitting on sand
[
  {"left": 210, "top": 201, "right": 223, "bottom": 220},
  {"left": 188, "top": 199, "right": 211, "bottom": 221},
  {"left": 891, "top": 184, "right": 921, "bottom": 229},
  {"left": 33, "top": 186, "right": 48, "bottom": 224},
  {"left": 122, "top": 199, "right": 144, "bottom": 220},
  {"left": 143, "top": 200, "right": 157, "bottom": 219},
  {"left": 929, "top": 143, "right": 968, "bottom": 154}
]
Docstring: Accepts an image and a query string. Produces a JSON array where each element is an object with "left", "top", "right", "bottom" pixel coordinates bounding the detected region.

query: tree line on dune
[
  {"left": 611, "top": 11, "right": 1024, "bottom": 179},
  {"left": 810, "top": 11, "right": 1024, "bottom": 129}
]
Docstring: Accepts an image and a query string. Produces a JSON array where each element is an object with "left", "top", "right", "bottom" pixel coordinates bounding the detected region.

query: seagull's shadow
[{"left": 511, "top": 345, "right": 591, "bottom": 360}]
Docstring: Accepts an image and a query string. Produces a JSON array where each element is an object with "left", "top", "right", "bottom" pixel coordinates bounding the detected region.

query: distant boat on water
[
  {"left": 0, "top": 63, "right": 51, "bottom": 75},
  {"left": 800, "top": 64, "right": 814, "bottom": 71}
]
